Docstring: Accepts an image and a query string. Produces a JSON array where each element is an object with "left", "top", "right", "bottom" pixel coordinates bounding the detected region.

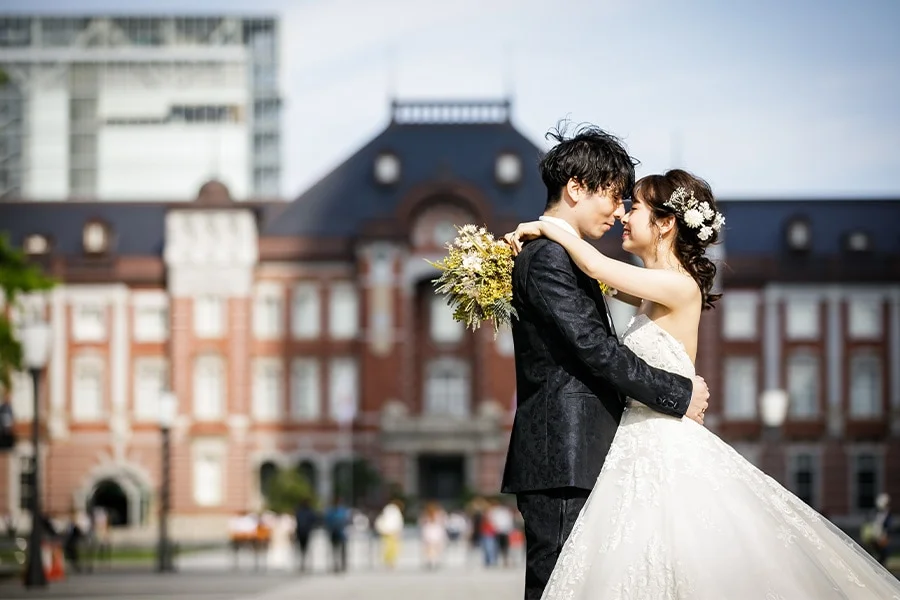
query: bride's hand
[{"left": 503, "top": 221, "right": 544, "bottom": 255}]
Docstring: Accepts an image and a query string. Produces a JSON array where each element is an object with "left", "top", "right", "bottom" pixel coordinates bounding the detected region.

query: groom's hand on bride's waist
[{"left": 686, "top": 376, "right": 710, "bottom": 425}]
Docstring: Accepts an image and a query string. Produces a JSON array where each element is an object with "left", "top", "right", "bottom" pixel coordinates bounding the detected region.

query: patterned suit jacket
[{"left": 500, "top": 238, "right": 693, "bottom": 494}]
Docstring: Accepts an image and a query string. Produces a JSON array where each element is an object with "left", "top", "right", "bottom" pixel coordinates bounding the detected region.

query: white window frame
[
  {"left": 72, "top": 355, "right": 104, "bottom": 422},
  {"left": 291, "top": 282, "right": 321, "bottom": 339},
  {"left": 72, "top": 303, "right": 107, "bottom": 342},
  {"left": 192, "top": 439, "right": 226, "bottom": 507},
  {"left": 133, "top": 293, "right": 169, "bottom": 343},
  {"left": 785, "top": 296, "right": 820, "bottom": 340},
  {"left": 787, "top": 448, "right": 820, "bottom": 509},
  {"left": 8, "top": 371, "right": 33, "bottom": 421},
  {"left": 133, "top": 357, "right": 168, "bottom": 422},
  {"left": 290, "top": 358, "right": 320, "bottom": 421},
  {"left": 328, "top": 357, "right": 359, "bottom": 423},
  {"left": 328, "top": 282, "right": 359, "bottom": 340},
  {"left": 848, "top": 448, "right": 883, "bottom": 512},
  {"left": 849, "top": 351, "right": 883, "bottom": 419},
  {"left": 786, "top": 351, "right": 820, "bottom": 419},
  {"left": 253, "top": 284, "right": 284, "bottom": 340},
  {"left": 723, "top": 356, "right": 757, "bottom": 419},
  {"left": 722, "top": 291, "right": 758, "bottom": 340},
  {"left": 252, "top": 358, "right": 283, "bottom": 421},
  {"left": 425, "top": 358, "right": 470, "bottom": 418},
  {"left": 194, "top": 296, "right": 225, "bottom": 339},
  {"left": 848, "top": 296, "right": 882, "bottom": 340},
  {"left": 429, "top": 294, "right": 462, "bottom": 343},
  {"left": 495, "top": 324, "right": 515, "bottom": 357},
  {"left": 193, "top": 355, "right": 225, "bottom": 421}
]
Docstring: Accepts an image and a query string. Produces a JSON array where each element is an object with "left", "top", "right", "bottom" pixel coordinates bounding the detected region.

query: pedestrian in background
[
  {"left": 375, "top": 500, "right": 404, "bottom": 569},
  {"left": 324, "top": 498, "right": 351, "bottom": 573},
  {"left": 419, "top": 501, "right": 447, "bottom": 569},
  {"left": 293, "top": 499, "right": 318, "bottom": 573}
]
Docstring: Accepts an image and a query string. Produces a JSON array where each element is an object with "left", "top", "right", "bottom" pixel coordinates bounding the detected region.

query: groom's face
[{"left": 576, "top": 185, "right": 626, "bottom": 239}]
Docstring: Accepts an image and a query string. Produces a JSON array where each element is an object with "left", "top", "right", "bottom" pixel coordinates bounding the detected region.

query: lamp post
[
  {"left": 760, "top": 389, "right": 789, "bottom": 483},
  {"left": 20, "top": 318, "right": 51, "bottom": 588},
  {"left": 335, "top": 397, "right": 356, "bottom": 508},
  {"left": 156, "top": 391, "right": 177, "bottom": 573}
]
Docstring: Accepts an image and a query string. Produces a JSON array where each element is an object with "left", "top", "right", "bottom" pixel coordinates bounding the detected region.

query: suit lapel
[{"left": 581, "top": 269, "right": 616, "bottom": 337}]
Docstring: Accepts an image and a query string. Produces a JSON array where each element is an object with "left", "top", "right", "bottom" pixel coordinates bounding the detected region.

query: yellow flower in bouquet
[
  {"left": 597, "top": 281, "right": 616, "bottom": 296},
  {"left": 427, "top": 224, "right": 517, "bottom": 334}
]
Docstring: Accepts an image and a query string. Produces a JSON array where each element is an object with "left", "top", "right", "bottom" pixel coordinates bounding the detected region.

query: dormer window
[
  {"left": 495, "top": 152, "right": 522, "bottom": 186},
  {"left": 786, "top": 218, "right": 810, "bottom": 252},
  {"left": 23, "top": 234, "right": 50, "bottom": 256},
  {"left": 374, "top": 152, "right": 400, "bottom": 186},
  {"left": 845, "top": 230, "right": 872, "bottom": 253},
  {"left": 83, "top": 221, "right": 110, "bottom": 254}
]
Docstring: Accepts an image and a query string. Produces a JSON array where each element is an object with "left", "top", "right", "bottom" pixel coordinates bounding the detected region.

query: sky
[{"left": 4, "top": 0, "right": 900, "bottom": 199}]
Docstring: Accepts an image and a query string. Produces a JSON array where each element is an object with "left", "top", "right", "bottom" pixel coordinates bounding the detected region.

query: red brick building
[{"left": 1, "top": 100, "right": 898, "bottom": 540}]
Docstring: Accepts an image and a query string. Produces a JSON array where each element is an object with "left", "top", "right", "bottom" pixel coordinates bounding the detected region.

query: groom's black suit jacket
[{"left": 501, "top": 238, "right": 693, "bottom": 494}]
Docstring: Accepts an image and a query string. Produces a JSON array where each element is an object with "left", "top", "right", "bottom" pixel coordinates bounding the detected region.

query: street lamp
[
  {"left": 761, "top": 389, "right": 789, "bottom": 430},
  {"left": 760, "top": 389, "right": 789, "bottom": 484},
  {"left": 335, "top": 397, "right": 356, "bottom": 508},
  {"left": 156, "top": 391, "right": 177, "bottom": 573},
  {"left": 20, "top": 317, "right": 51, "bottom": 588}
]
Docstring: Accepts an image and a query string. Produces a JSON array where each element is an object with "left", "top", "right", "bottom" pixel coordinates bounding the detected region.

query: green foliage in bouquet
[{"left": 428, "top": 225, "right": 517, "bottom": 334}]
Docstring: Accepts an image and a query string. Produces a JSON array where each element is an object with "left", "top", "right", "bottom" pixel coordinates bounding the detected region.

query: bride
[{"left": 507, "top": 169, "right": 900, "bottom": 599}]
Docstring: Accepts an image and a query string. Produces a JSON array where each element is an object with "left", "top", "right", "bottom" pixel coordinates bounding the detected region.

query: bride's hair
[{"left": 633, "top": 169, "right": 722, "bottom": 310}]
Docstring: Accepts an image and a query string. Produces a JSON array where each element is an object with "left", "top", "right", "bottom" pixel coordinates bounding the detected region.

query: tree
[
  {"left": 0, "top": 234, "right": 54, "bottom": 391},
  {"left": 264, "top": 467, "right": 316, "bottom": 514},
  {"left": 333, "top": 458, "right": 382, "bottom": 508}
]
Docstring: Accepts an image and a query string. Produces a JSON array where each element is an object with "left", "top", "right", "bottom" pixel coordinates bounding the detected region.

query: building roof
[
  {"left": 263, "top": 100, "right": 547, "bottom": 236},
  {"left": 0, "top": 99, "right": 898, "bottom": 264},
  {"left": 0, "top": 180, "right": 271, "bottom": 257},
  {"left": 1, "top": 202, "right": 170, "bottom": 257},
  {"left": 719, "top": 199, "right": 900, "bottom": 255}
]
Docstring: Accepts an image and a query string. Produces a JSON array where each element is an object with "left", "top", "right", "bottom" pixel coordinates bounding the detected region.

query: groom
[{"left": 501, "top": 125, "right": 710, "bottom": 600}]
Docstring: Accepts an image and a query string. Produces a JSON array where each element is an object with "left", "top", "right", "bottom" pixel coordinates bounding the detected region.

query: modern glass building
[{"left": 0, "top": 16, "right": 281, "bottom": 200}]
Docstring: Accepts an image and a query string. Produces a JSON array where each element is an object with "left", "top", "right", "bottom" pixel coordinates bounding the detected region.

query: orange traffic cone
[{"left": 43, "top": 541, "right": 65, "bottom": 582}]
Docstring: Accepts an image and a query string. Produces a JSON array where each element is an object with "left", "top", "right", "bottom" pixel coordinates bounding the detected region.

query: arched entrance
[
  {"left": 259, "top": 461, "right": 279, "bottom": 503},
  {"left": 88, "top": 479, "right": 129, "bottom": 527},
  {"left": 76, "top": 464, "right": 153, "bottom": 528}
]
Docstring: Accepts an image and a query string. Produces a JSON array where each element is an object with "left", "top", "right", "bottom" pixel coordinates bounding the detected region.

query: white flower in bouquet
[{"left": 462, "top": 254, "right": 484, "bottom": 273}]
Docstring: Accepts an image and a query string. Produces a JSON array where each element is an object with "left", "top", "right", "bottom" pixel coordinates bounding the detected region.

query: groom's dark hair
[{"left": 539, "top": 121, "right": 639, "bottom": 210}]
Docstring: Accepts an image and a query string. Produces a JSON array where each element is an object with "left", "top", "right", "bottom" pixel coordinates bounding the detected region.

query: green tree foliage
[
  {"left": 263, "top": 467, "right": 316, "bottom": 514},
  {"left": 0, "top": 234, "right": 55, "bottom": 389},
  {"left": 333, "top": 458, "right": 382, "bottom": 507}
]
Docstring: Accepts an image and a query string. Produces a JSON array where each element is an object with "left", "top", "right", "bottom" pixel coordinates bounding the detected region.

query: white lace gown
[{"left": 542, "top": 314, "right": 900, "bottom": 600}]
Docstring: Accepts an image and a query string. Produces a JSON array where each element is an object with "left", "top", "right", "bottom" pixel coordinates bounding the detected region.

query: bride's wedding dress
[{"left": 542, "top": 314, "right": 900, "bottom": 599}]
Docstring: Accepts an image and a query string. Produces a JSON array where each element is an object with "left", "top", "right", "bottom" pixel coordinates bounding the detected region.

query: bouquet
[{"left": 428, "top": 225, "right": 516, "bottom": 334}]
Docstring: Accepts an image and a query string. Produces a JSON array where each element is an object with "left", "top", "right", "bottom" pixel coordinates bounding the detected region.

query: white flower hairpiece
[{"left": 664, "top": 187, "right": 725, "bottom": 241}]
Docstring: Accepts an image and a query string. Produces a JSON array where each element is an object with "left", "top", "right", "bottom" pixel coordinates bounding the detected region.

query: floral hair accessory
[{"left": 664, "top": 187, "right": 725, "bottom": 241}]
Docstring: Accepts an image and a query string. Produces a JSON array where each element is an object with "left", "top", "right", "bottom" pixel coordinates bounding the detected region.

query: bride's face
[{"left": 620, "top": 194, "right": 655, "bottom": 254}]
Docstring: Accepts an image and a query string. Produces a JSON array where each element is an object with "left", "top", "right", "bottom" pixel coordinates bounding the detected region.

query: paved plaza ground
[
  {"left": 1, "top": 532, "right": 897, "bottom": 599},
  {"left": 0, "top": 535, "right": 524, "bottom": 600},
  {"left": 0, "top": 568, "right": 522, "bottom": 600}
]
